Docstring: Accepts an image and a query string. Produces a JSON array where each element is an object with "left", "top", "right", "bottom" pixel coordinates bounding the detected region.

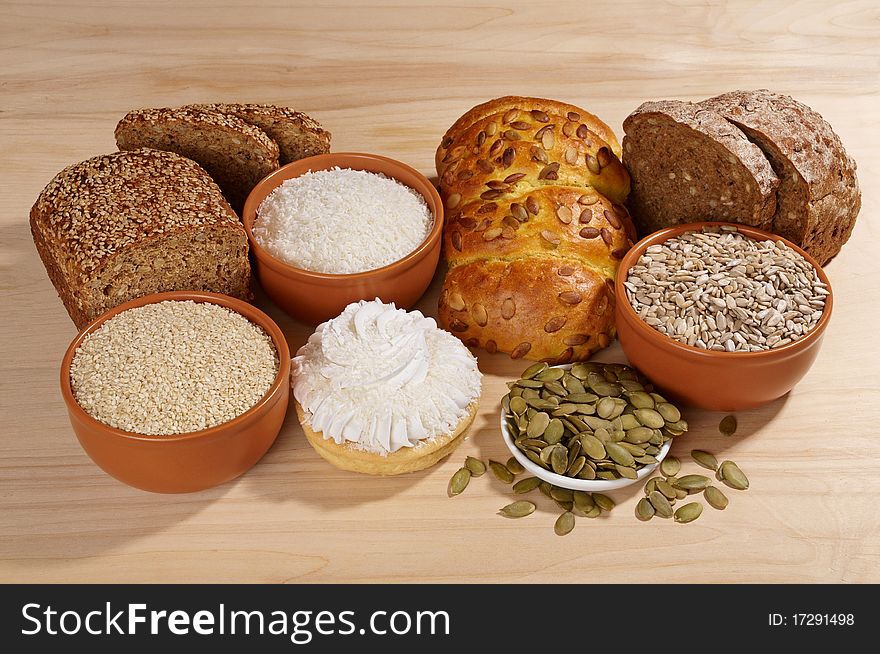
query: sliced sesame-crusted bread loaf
[
  {"left": 185, "top": 103, "right": 331, "bottom": 164},
  {"left": 31, "top": 149, "right": 252, "bottom": 329},
  {"left": 114, "top": 107, "right": 280, "bottom": 212},
  {"left": 622, "top": 100, "right": 779, "bottom": 235},
  {"left": 699, "top": 90, "right": 860, "bottom": 265}
]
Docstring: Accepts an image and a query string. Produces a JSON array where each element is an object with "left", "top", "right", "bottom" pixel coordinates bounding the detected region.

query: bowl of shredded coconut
[{"left": 243, "top": 152, "right": 443, "bottom": 324}]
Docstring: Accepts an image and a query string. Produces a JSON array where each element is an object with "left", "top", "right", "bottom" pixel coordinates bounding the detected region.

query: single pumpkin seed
[
  {"left": 583, "top": 504, "right": 601, "bottom": 518},
  {"left": 550, "top": 444, "right": 569, "bottom": 474},
  {"left": 635, "top": 497, "right": 655, "bottom": 521},
  {"left": 634, "top": 408, "right": 666, "bottom": 429},
  {"left": 645, "top": 478, "right": 659, "bottom": 495},
  {"left": 527, "top": 412, "right": 551, "bottom": 438},
  {"left": 573, "top": 490, "right": 595, "bottom": 513},
  {"left": 509, "top": 396, "right": 528, "bottom": 415},
  {"left": 566, "top": 455, "right": 586, "bottom": 477},
  {"left": 596, "top": 471, "right": 618, "bottom": 480},
  {"left": 656, "top": 402, "right": 681, "bottom": 423},
  {"left": 628, "top": 391, "right": 655, "bottom": 409},
  {"left": 550, "top": 486, "right": 574, "bottom": 502},
  {"left": 536, "top": 367, "right": 564, "bottom": 382},
  {"left": 656, "top": 479, "right": 677, "bottom": 499},
  {"left": 513, "top": 476, "right": 542, "bottom": 494},
  {"left": 660, "top": 456, "right": 680, "bottom": 476},
  {"left": 543, "top": 418, "right": 565, "bottom": 444},
  {"left": 580, "top": 434, "right": 606, "bottom": 460},
  {"left": 691, "top": 449, "right": 718, "bottom": 471},
  {"left": 555, "top": 511, "right": 576, "bottom": 536},
  {"left": 648, "top": 490, "right": 673, "bottom": 518},
  {"left": 719, "top": 414, "right": 738, "bottom": 436},
  {"left": 577, "top": 465, "right": 596, "bottom": 480},
  {"left": 525, "top": 449, "right": 549, "bottom": 469},
  {"left": 616, "top": 465, "right": 638, "bottom": 480},
  {"left": 465, "top": 457, "right": 486, "bottom": 476},
  {"left": 448, "top": 468, "right": 471, "bottom": 496},
  {"left": 605, "top": 441, "right": 635, "bottom": 467},
  {"left": 674, "top": 502, "right": 703, "bottom": 523},
  {"left": 489, "top": 460, "right": 515, "bottom": 483},
  {"left": 719, "top": 460, "right": 749, "bottom": 490},
  {"left": 593, "top": 493, "right": 615, "bottom": 512},
  {"left": 625, "top": 426, "right": 654, "bottom": 444},
  {"left": 506, "top": 457, "right": 525, "bottom": 475},
  {"left": 704, "top": 486, "right": 729, "bottom": 510},
  {"left": 562, "top": 375, "right": 586, "bottom": 394},
  {"left": 676, "top": 474, "right": 711, "bottom": 491},
  {"left": 500, "top": 501, "right": 536, "bottom": 518},
  {"left": 522, "top": 362, "right": 548, "bottom": 379}
]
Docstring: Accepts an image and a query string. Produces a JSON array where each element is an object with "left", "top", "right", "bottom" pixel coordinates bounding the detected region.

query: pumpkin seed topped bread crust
[
  {"left": 185, "top": 103, "right": 331, "bottom": 164},
  {"left": 438, "top": 110, "right": 630, "bottom": 206},
  {"left": 30, "top": 149, "right": 251, "bottom": 328},
  {"left": 437, "top": 95, "right": 622, "bottom": 164},
  {"left": 622, "top": 99, "right": 779, "bottom": 236},
  {"left": 114, "top": 106, "right": 280, "bottom": 212},
  {"left": 436, "top": 96, "right": 632, "bottom": 363},
  {"left": 699, "top": 90, "right": 860, "bottom": 265}
]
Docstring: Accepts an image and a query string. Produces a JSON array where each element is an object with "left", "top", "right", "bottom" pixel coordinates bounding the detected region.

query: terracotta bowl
[
  {"left": 60, "top": 291, "right": 291, "bottom": 493},
  {"left": 242, "top": 152, "right": 444, "bottom": 325},
  {"left": 614, "top": 222, "right": 833, "bottom": 411}
]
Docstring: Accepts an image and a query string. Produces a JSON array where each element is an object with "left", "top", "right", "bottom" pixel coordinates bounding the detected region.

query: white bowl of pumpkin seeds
[{"left": 500, "top": 361, "right": 685, "bottom": 492}]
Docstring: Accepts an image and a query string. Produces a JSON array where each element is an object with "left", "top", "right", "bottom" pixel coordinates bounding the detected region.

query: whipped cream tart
[{"left": 291, "top": 299, "right": 482, "bottom": 475}]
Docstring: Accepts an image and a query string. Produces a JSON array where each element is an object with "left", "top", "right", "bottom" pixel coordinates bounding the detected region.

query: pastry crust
[{"left": 295, "top": 399, "right": 479, "bottom": 476}]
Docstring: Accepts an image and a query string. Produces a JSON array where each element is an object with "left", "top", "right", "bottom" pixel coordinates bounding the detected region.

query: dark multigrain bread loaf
[
  {"left": 622, "top": 100, "right": 779, "bottom": 235},
  {"left": 30, "top": 149, "right": 252, "bottom": 329},
  {"left": 114, "top": 107, "right": 280, "bottom": 212},
  {"left": 699, "top": 90, "right": 860, "bottom": 265},
  {"left": 185, "top": 103, "right": 331, "bottom": 164}
]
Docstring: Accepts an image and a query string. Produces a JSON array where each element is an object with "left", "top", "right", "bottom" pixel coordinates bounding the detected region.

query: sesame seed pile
[{"left": 70, "top": 300, "right": 279, "bottom": 436}]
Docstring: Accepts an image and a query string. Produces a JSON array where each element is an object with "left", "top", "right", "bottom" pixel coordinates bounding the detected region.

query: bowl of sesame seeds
[
  {"left": 60, "top": 291, "right": 290, "bottom": 493},
  {"left": 614, "top": 222, "right": 833, "bottom": 411}
]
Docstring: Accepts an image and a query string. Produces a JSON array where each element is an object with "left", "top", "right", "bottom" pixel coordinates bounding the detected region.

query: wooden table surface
[{"left": 2, "top": 0, "right": 879, "bottom": 583}]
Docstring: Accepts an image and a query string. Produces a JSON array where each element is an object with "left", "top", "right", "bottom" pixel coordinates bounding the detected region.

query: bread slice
[
  {"left": 700, "top": 90, "right": 860, "bottom": 265},
  {"left": 622, "top": 100, "right": 779, "bottom": 235},
  {"left": 115, "top": 107, "right": 280, "bottom": 212},
  {"left": 31, "top": 149, "right": 252, "bottom": 329},
  {"left": 186, "top": 103, "right": 331, "bottom": 164}
]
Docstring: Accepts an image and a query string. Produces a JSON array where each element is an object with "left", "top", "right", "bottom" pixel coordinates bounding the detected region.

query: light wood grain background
[{"left": 1, "top": 0, "right": 879, "bottom": 583}]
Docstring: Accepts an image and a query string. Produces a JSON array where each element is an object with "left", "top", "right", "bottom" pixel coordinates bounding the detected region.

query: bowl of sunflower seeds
[{"left": 500, "top": 361, "right": 688, "bottom": 491}]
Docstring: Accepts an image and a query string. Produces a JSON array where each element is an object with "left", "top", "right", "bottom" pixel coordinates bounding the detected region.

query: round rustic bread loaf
[
  {"left": 699, "top": 90, "right": 860, "bottom": 265},
  {"left": 436, "top": 96, "right": 633, "bottom": 363}
]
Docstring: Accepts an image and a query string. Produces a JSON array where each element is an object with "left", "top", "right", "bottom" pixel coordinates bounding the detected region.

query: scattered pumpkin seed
[
  {"left": 572, "top": 490, "right": 595, "bottom": 513},
  {"left": 719, "top": 460, "right": 749, "bottom": 490},
  {"left": 690, "top": 449, "right": 718, "bottom": 471},
  {"left": 448, "top": 468, "right": 470, "bottom": 496},
  {"left": 635, "top": 497, "right": 655, "bottom": 521},
  {"left": 465, "top": 456, "right": 486, "bottom": 476},
  {"left": 674, "top": 502, "right": 703, "bottom": 523},
  {"left": 500, "top": 501, "right": 536, "bottom": 518},
  {"left": 554, "top": 511, "right": 576, "bottom": 535},
  {"left": 512, "top": 476, "right": 542, "bottom": 494},
  {"left": 648, "top": 490, "right": 673, "bottom": 518},
  {"left": 593, "top": 493, "right": 615, "bottom": 512},
  {"left": 719, "top": 414, "right": 737, "bottom": 436},
  {"left": 489, "top": 460, "right": 515, "bottom": 483},
  {"left": 659, "top": 456, "right": 680, "bottom": 477},
  {"left": 506, "top": 457, "right": 525, "bottom": 475},
  {"left": 676, "top": 474, "right": 711, "bottom": 491},
  {"left": 704, "top": 486, "right": 729, "bottom": 510}
]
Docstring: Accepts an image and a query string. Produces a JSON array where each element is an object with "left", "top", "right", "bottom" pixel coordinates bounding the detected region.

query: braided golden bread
[{"left": 436, "top": 97, "right": 634, "bottom": 363}]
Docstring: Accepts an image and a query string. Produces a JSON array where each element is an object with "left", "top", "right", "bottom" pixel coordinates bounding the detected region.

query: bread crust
[
  {"left": 699, "top": 89, "right": 860, "bottom": 264},
  {"left": 438, "top": 111, "right": 630, "bottom": 206},
  {"left": 436, "top": 97, "right": 630, "bottom": 362},
  {"left": 438, "top": 257, "right": 616, "bottom": 364},
  {"left": 186, "top": 103, "right": 331, "bottom": 164},
  {"left": 438, "top": 96, "right": 622, "bottom": 161},
  {"left": 30, "top": 149, "right": 252, "bottom": 328},
  {"left": 296, "top": 399, "right": 479, "bottom": 476},
  {"left": 115, "top": 107, "right": 280, "bottom": 211}
]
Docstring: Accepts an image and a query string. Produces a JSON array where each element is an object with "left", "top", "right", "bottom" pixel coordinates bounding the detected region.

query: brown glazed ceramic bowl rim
[
  {"left": 615, "top": 222, "right": 833, "bottom": 360},
  {"left": 60, "top": 290, "right": 291, "bottom": 443},
  {"left": 241, "top": 152, "right": 444, "bottom": 281}
]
